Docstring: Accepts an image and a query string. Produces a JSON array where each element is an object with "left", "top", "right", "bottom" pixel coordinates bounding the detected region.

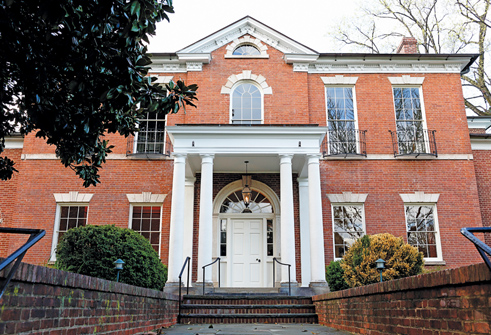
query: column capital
[
  {"left": 279, "top": 154, "right": 293, "bottom": 164},
  {"left": 200, "top": 153, "right": 215, "bottom": 160},
  {"left": 185, "top": 177, "right": 196, "bottom": 186},
  {"left": 307, "top": 153, "right": 322, "bottom": 162},
  {"left": 172, "top": 153, "right": 187, "bottom": 163},
  {"left": 297, "top": 177, "right": 309, "bottom": 187}
]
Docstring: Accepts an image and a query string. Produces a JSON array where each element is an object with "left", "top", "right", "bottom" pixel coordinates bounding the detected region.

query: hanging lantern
[{"left": 242, "top": 161, "right": 252, "bottom": 208}]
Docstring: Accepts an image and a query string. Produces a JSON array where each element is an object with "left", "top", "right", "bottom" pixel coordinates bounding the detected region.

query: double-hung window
[
  {"left": 326, "top": 87, "right": 357, "bottom": 155},
  {"left": 393, "top": 87, "right": 427, "bottom": 154},
  {"left": 135, "top": 111, "right": 166, "bottom": 154},
  {"left": 332, "top": 204, "right": 365, "bottom": 259},
  {"left": 50, "top": 192, "right": 93, "bottom": 262},
  {"left": 130, "top": 205, "right": 162, "bottom": 254},
  {"left": 405, "top": 204, "right": 442, "bottom": 260}
]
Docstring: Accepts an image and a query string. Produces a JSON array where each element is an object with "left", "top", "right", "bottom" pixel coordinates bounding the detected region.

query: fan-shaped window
[
  {"left": 231, "top": 83, "right": 262, "bottom": 124},
  {"left": 233, "top": 44, "right": 260, "bottom": 56},
  {"left": 220, "top": 189, "right": 273, "bottom": 213}
]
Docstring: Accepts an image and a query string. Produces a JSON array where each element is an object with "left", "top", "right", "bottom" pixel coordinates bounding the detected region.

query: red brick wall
[
  {"left": 313, "top": 262, "right": 491, "bottom": 334},
  {"left": 0, "top": 261, "right": 178, "bottom": 334},
  {"left": 472, "top": 149, "right": 491, "bottom": 245},
  {"left": 0, "top": 148, "right": 22, "bottom": 258},
  {"left": 320, "top": 159, "right": 483, "bottom": 268}
]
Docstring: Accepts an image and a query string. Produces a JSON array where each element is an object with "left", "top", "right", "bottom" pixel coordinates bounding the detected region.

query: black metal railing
[
  {"left": 0, "top": 228, "right": 45, "bottom": 299},
  {"left": 177, "top": 256, "right": 191, "bottom": 323},
  {"left": 272, "top": 257, "right": 291, "bottom": 296},
  {"left": 461, "top": 227, "right": 491, "bottom": 270},
  {"left": 126, "top": 134, "right": 172, "bottom": 156},
  {"left": 322, "top": 130, "right": 367, "bottom": 157},
  {"left": 202, "top": 257, "right": 220, "bottom": 295},
  {"left": 389, "top": 129, "right": 437, "bottom": 157}
]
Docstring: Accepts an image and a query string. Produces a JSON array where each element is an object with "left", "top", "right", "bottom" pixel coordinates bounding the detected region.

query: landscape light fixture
[
  {"left": 242, "top": 161, "right": 252, "bottom": 208},
  {"left": 375, "top": 258, "right": 385, "bottom": 283},
  {"left": 114, "top": 259, "right": 125, "bottom": 282}
]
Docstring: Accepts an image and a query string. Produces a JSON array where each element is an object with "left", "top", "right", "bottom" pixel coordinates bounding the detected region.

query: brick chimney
[{"left": 396, "top": 37, "right": 418, "bottom": 54}]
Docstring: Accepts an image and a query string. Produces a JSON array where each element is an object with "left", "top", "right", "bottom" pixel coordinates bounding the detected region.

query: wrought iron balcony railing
[
  {"left": 126, "top": 133, "right": 172, "bottom": 157},
  {"left": 389, "top": 129, "right": 437, "bottom": 157},
  {"left": 322, "top": 129, "right": 367, "bottom": 158}
]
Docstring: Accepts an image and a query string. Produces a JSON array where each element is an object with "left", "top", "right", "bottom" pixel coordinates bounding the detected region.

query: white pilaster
[
  {"left": 167, "top": 153, "right": 187, "bottom": 284},
  {"left": 197, "top": 154, "right": 214, "bottom": 283},
  {"left": 298, "top": 177, "right": 311, "bottom": 287},
  {"left": 183, "top": 177, "right": 196, "bottom": 287},
  {"left": 279, "top": 154, "right": 297, "bottom": 284},
  {"left": 308, "top": 154, "right": 327, "bottom": 284}
]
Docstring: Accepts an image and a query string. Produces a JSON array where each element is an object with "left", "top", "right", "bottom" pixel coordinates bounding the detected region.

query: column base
[{"left": 309, "top": 281, "right": 330, "bottom": 295}]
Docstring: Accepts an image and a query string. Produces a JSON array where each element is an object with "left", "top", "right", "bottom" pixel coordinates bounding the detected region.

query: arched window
[
  {"left": 231, "top": 83, "right": 262, "bottom": 124},
  {"left": 220, "top": 189, "right": 273, "bottom": 214},
  {"left": 232, "top": 44, "right": 261, "bottom": 56}
]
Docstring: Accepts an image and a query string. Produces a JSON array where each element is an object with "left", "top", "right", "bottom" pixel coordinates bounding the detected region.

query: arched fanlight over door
[{"left": 220, "top": 189, "right": 273, "bottom": 214}]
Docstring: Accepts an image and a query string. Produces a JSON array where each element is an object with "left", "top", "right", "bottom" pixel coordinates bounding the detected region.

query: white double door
[{"left": 230, "top": 218, "right": 264, "bottom": 287}]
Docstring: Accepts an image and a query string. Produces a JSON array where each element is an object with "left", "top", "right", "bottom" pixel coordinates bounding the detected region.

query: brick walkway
[{"left": 156, "top": 323, "right": 352, "bottom": 334}]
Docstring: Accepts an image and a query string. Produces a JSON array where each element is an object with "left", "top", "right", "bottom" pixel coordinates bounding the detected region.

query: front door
[{"left": 231, "top": 218, "right": 263, "bottom": 287}]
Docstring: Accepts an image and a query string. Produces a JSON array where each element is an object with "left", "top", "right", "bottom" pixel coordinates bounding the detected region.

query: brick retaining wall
[
  {"left": 313, "top": 262, "right": 491, "bottom": 335},
  {"left": 0, "top": 261, "right": 178, "bottom": 334}
]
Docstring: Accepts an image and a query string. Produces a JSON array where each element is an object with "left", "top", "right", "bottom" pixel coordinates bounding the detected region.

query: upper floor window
[
  {"left": 393, "top": 87, "right": 427, "bottom": 154},
  {"left": 326, "top": 87, "right": 363, "bottom": 155},
  {"left": 231, "top": 83, "right": 262, "bottom": 124},
  {"left": 233, "top": 44, "right": 261, "bottom": 56},
  {"left": 135, "top": 111, "right": 166, "bottom": 154}
]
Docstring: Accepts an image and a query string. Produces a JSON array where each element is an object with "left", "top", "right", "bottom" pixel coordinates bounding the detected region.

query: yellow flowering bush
[{"left": 341, "top": 233, "right": 424, "bottom": 287}]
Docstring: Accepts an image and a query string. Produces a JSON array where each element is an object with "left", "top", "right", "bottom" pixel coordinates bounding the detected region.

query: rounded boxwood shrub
[
  {"left": 55, "top": 224, "right": 167, "bottom": 290},
  {"left": 341, "top": 233, "right": 424, "bottom": 288},
  {"left": 326, "top": 260, "right": 349, "bottom": 292}
]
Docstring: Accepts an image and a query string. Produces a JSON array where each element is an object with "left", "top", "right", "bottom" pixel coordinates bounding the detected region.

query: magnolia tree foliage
[
  {"left": 341, "top": 233, "right": 424, "bottom": 287},
  {"left": 0, "top": 0, "right": 197, "bottom": 186}
]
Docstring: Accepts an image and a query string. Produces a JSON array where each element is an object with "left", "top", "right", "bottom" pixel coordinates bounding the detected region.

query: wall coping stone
[
  {"left": 313, "top": 262, "right": 491, "bottom": 302},
  {"left": 0, "top": 259, "right": 178, "bottom": 301}
]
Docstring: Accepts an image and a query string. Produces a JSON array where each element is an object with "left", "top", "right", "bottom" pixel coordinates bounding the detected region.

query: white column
[
  {"left": 298, "top": 177, "right": 311, "bottom": 287},
  {"left": 308, "top": 154, "right": 327, "bottom": 284},
  {"left": 197, "top": 154, "right": 214, "bottom": 283},
  {"left": 167, "top": 153, "right": 187, "bottom": 284},
  {"left": 279, "top": 154, "right": 297, "bottom": 284},
  {"left": 183, "top": 177, "right": 196, "bottom": 287}
]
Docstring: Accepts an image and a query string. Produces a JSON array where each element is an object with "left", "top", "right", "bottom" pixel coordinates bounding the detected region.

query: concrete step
[
  {"left": 179, "top": 313, "right": 318, "bottom": 324},
  {"left": 212, "top": 287, "right": 282, "bottom": 294}
]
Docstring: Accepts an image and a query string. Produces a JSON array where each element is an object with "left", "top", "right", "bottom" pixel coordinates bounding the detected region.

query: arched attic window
[
  {"left": 220, "top": 189, "right": 273, "bottom": 214},
  {"left": 231, "top": 82, "right": 262, "bottom": 124},
  {"left": 233, "top": 44, "right": 261, "bottom": 56}
]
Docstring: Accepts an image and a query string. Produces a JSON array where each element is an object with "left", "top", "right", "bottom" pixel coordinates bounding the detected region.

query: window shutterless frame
[
  {"left": 391, "top": 86, "right": 430, "bottom": 155},
  {"left": 128, "top": 204, "right": 163, "bottom": 257},
  {"left": 324, "top": 86, "right": 360, "bottom": 155},
  {"left": 331, "top": 203, "right": 366, "bottom": 260},
  {"left": 403, "top": 203, "right": 443, "bottom": 262},
  {"left": 230, "top": 81, "right": 264, "bottom": 124}
]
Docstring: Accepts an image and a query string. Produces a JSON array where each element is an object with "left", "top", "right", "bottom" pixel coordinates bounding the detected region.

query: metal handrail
[
  {"left": 461, "top": 227, "right": 491, "bottom": 270},
  {"left": 322, "top": 129, "right": 367, "bottom": 158},
  {"left": 388, "top": 129, "right": 437, "bottom": 157},
  {"left": 177, "top": 256, "right": 191, "bottom": 323},
  {"left": 273, "top": 257, "right": 291, "bottom": 296},
  {"left": 0, "top": 228, "right": 45, "bottom": 299},
  {"left": 202, "top": 257, "right": 220, "bottom": 295}
]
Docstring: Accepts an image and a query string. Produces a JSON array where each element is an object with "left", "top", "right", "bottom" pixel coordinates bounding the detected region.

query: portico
[{"left": 165, "top": 125, "right": 329, "bottom": 293}]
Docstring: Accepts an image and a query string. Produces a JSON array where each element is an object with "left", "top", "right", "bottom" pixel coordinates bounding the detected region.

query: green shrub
[
  {"left": 326, "top": 260, "right": 349, "bottom": 292},
  {"left": 55, "top": 224, "right": 167, "bottom": 290},
  {"left": 341, "top": 233, "right": 424, "bottom": 288}
]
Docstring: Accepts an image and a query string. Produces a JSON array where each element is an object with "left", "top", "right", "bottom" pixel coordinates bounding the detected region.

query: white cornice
[
  {"left": 5, "top": 136, "right": 23, "bottom": 149},
  {"left": 309, "top": 60, "right": 467, "bottom": 74}
]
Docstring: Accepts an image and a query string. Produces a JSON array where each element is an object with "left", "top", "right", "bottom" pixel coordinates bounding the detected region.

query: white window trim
[
  {"left": 229, "top": 80, "right": 265, "bottom": 125},
  {"left": 50, "top": 192, "right": 93, "bottom": 262},
  {"left": 220, "top": 70, "right": 272, "bottom": 95},
  {"left": 126, "top": 192, "right": 166, "bottom": 257},
  {"left": 390, "top": 78, "right": 430, "bottom": 154},
  {"left": 403, "top": 202, "right": 444, "bottom": 263},
  {"left": 225, "top": 36, "right": 269, "bottom": 59},
  {"left": 400, "top": 192, "right": 443, "bottom": 263},
  {"left": 323, "top": 78, "right": 361, "bottom": 155},
  {"left": 331, "top": 203, "right": 366, "bottom": 261}
]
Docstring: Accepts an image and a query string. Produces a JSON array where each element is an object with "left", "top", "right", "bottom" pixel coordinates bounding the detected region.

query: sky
[{"left": 147, "top": 0, "right": 359, "bottom": 53}]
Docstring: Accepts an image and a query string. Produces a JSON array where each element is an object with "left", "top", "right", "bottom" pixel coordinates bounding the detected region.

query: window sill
[
  {"left": 322, "top": 155, "right": 367, "bottom": 160},
  {"left": 126, "top": 153, "right": 170, "bottom": 160},
  {"left": 424, "top": 260, "right": 446, "bottom": 266}
]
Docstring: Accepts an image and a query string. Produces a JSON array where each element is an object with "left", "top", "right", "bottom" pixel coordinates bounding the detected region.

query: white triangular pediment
[{"left": 177, "top": 16, "right": 318, "bottom": 55}]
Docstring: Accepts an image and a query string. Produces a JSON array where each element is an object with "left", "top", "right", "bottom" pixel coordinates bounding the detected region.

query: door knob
[{"left": 256, "top": 258, "right": 261, "bottom": 263}]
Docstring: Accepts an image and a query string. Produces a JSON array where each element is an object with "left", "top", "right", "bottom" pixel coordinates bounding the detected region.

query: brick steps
[{"left": 179, "top": 295, "right": 318, "bottom": 324}]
